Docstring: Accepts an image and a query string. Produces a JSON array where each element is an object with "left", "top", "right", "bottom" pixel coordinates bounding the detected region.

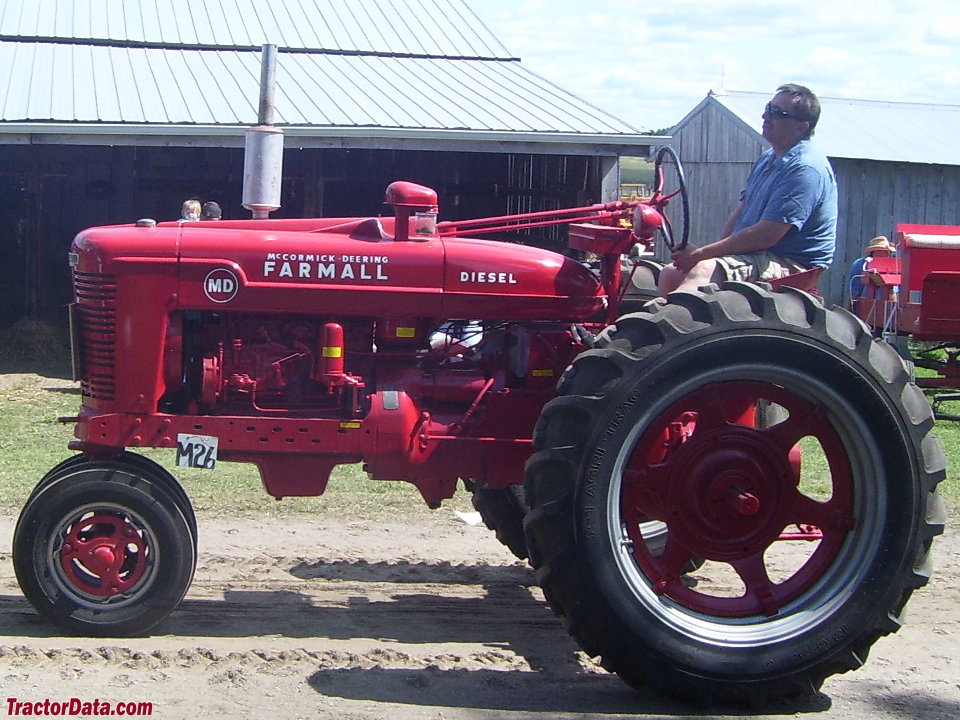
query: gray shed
[
  {"left": 668, "top": 90, "right": 960, "bottom": 305},
  {"left": 0, "top": 0, "right": 653, "bottom": 324}
]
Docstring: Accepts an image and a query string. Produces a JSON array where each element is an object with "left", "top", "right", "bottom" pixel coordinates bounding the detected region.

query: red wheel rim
[
  {"left": 621, "top": 381, "right": 854, "bottom": 618},
  {"left": 58, "top": 512, "right": 150, "bottom": 597}
]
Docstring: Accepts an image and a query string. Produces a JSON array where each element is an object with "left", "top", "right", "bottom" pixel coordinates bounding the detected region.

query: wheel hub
[
  {"left": 664, "top": 426, "right": 793, "bottom": 561},
  {"left": 87, "top": 545, "right": 118, "bottom": 574},
  {"left": 58, "top": 513, "right": 148, "bottom": 597}
]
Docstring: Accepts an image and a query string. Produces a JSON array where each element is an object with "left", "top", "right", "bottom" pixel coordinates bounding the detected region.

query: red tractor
[
  {"left": 13, "top": 150, "right": 946, "bottom": 704},
  {"left": 853, "top": 222, "right": 960, "bottom": 418}
]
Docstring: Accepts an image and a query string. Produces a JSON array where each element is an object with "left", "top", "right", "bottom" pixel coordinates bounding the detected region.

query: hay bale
[{"left": 0, "top": 318, "right": 71, "bottom": 369}]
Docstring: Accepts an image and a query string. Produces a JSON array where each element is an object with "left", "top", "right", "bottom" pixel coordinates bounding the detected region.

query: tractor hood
[{"left": 71, "top": 215, "right": 604, "bottom": 321}]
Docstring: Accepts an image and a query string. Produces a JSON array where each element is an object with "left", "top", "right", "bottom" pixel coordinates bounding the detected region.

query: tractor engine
[
  {"left": 171, "top": 312, "right": 374, "bottom": 416},
  {"left": 163, "top": 311, "right": 577, "bottom": 431}
]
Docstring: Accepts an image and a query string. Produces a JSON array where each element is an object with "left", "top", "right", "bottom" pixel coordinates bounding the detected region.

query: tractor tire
[
  {"left": 523, "top": 282, "right": 946, "bottom": 704},
  {"left": 467, "top": 482, "right": 528, "bottom": 560},
  {"left": 13, "top": 462, "right": 196, "bottom": 637},
  {"left": 21, "top": 452, "right": 197, "bottom": 543},
  {"left": 619, "top": 258, "right": 664, "bottom": 315}
]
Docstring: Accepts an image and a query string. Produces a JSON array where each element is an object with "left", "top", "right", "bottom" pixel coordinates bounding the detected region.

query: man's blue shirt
[{"left": 736, "top": 138, "right": 838, "bottom": 268}]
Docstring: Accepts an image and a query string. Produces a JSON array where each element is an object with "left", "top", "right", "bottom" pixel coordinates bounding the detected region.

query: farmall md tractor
[{"left": 12, "top": 145, "right": 946, "bottom": 704}]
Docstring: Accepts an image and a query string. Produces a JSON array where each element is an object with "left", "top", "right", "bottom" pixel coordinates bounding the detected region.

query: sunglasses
[{"left": 765, "top": 101, "right": 806, "bottom": 121}]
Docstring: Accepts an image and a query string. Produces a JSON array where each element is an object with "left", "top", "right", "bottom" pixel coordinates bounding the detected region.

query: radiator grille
[{"left": 73, "top": 271, "right": 118, "bottom": 400}]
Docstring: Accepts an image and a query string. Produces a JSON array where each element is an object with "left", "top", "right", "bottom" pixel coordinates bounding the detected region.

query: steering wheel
[{"left": 650, "top": 145, "right": 690, "bottom": 252}]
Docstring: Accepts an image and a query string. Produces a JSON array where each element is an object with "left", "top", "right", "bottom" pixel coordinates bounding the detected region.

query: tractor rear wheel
[
  {"left": 619, "top": 258, "right": 664, "bottom": 315},
  {"left": 467, "top": 482, "right": 528, "bottom": 559},
  {"left": 523, "top": 283, "right": 946, "bottom": 703},
  {"left": 13, "top": 461, "right": 196, "bottom": 636}
]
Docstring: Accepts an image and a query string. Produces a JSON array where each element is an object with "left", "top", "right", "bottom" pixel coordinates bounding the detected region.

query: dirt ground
[
  {"left": 0, "top": 374, "right": 958, "bottom": 719},
  {"left": 0, "top": 507, "right": 956, "bottom": 720}
]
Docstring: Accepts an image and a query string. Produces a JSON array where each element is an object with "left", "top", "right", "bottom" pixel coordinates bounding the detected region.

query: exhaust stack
[{"left": 242, "top": 44, "right": 283, "bottom": 219}]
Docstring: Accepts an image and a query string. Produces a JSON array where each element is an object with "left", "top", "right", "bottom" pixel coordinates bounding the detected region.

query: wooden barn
[
  {"left": 667, "top": 90, "right": 960, "bottom": 305},
  {"left": 0, "top": 0, "right": 652, "bottom": 327}
]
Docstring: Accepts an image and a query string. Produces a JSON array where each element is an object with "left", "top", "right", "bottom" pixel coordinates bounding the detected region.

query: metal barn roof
[
  {"left": 0, "top": 0, "right": 650, "bottom": 152},
  {"left": 697, "top": 90, "right": 960, "bottom": 166},
  {"left": 0, "top": 0, "right": 516, "bottom": 57}
]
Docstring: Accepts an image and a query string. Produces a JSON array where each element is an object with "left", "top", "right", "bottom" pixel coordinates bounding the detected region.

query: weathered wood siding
[
  {"left": 672, "top": 102, "right": 767, "bottom": 164},
  {"left": 666, "top": 101, "right": 765, "bottom": 264}
]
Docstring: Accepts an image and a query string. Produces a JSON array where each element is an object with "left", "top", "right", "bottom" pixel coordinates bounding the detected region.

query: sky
[{"left": 471, "top": 0, "right": 960, "bottom": 132}]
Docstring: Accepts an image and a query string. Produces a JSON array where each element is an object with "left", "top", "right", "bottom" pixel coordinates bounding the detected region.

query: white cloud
[
  {"left": 471, "top": 0, "right": 960, "bottom": 130},
  {"left": 925, "top": 15, "right": 960, "bottom": 44}
]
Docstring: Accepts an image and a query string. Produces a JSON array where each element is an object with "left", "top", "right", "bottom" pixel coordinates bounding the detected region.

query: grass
[
  {"left": 0, "top": 370, "right": 957, "bottom": 517},
  {"left": 917, "top": 367, "right": 960, "bottom": 506}
]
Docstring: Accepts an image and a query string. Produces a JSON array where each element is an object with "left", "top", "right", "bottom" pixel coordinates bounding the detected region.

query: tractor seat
[{"left": 767, "top": 267, "right": 823, "bottom": 294}]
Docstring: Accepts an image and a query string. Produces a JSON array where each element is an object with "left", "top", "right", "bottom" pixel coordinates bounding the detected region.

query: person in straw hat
[{"left": 846, "top": 235, "right": 896, "bottom": 306}]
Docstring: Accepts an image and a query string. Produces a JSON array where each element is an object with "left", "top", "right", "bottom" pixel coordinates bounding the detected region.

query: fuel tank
[{"left": 72, "top": 213, "right": 605, "bottom": 321}]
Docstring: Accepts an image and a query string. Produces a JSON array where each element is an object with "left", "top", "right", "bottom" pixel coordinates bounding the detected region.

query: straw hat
[{"left": 864, "top": 236, "right": 895, "bottom": 253}]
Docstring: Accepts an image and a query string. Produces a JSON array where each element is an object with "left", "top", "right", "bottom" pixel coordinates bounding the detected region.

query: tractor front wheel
[
  {"left": 523, "top": 283, "right": 946, "bottom": 703},
  {"left": 13, "top": 462, "right": 196, "bottom": 636}
]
